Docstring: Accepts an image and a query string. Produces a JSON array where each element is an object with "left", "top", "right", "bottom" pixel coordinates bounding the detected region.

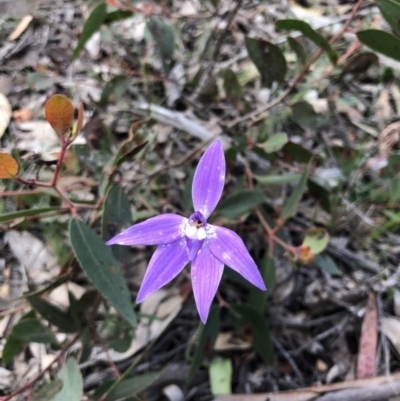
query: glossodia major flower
[{"left": 106, "top": 141, "right": 266, "bottom": 323}]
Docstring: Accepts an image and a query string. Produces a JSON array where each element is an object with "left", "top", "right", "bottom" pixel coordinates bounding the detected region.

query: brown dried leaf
[{"left": 356, "top": 292, "right": 378, "bottom": 379}]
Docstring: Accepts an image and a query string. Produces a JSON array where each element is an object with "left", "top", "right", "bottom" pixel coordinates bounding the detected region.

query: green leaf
[
  {"left": 113, "top": 141, "right": 148, "bottom": 169},
  {"left": 2, "top": 335, "right": 24, "bottom": 364},
  {"left": 102, "top": 186, "right": 132, "bottom": 262},
  {"left": 103, "top": 372, "right": 160, "bottom": 401},
  {"left": 255, "top": 173, "right": 302, "bottom": 185},
  {"left": 69, "top": 219, "right": 136, "bottom": 327},
  {"left": 282, "top": 142, "right": 314, "bottom": 163},
  {"left": 244, "top": 37, "right": 287, "bottom": 87},
  {"left": 218, "top": 190, "right": 265, "bottom": 219},
  {"left": 276, "top": 19, "right": 338, "bottom": 65},
  {"left": 0, "top": 207, "right": 61, "bottom": 223},
  {"left": 209, "top": 357, "right": 232, "bottom": 395},
  {"left": 12, "top": 318, "right": 58, "bottom": 344},
  {"left": 281, "top": 163, "right": 311, "bottom": 219},
  {"left": 188, "top": 306, "right": 220, "bottom": 382},
  {"left": 72, "top": 3, "right": 107, "bottom": 60},
  {"left": 51, "top": 358, "right": 83, "bottom": 401},
  {"left": 146, "top": 16, "right": 175, "bottom": 73},
  {"left": 27, "top": 295, "right": 78, "bottom": 333},
  {"left": 222, "top": 69, "right": 243, "bottom": 103},
  {"left": 357, "top": 29, "right": 400, "bottom": 62},
  {"left": 315, "top": 254, "right": 342, "bottom": 276},
  {"left": 32, "top": 380, "right": 63, "bottom": 401},
  {"left": 264, "top": 132, "right": 288, "bottom": 153},
  {"left": 249, "top": 253, "right": 274, "bottom": 313},
  {"left": 230, "top": 305, "right": 274, "bottom": 363},
  {"left": 302, "top": 227, "right": 329, "bottom": 255},
  {"left": 376, "top": 0, "right": 400, "bottom": 37},
  {"left": 291, "top": 101, "right": 328, "bottom": 129},
  {"left": 99, "top": 75, "right": 130, "bottom": 107},
  {"left": 104, "top": 10, "right": 133, "bottom": 25},
  {"left": 287, "top": 36, "right": 306, "bottom": 65}
]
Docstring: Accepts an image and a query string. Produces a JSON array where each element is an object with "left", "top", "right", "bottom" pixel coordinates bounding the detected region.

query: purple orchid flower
[{"left": 106, "top": 141, "right": 266, "bottom": 323}]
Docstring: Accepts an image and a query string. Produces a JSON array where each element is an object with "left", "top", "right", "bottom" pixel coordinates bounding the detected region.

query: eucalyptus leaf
[
  {"left": 376, "top": 0, "right": 400, "bottom": 37},
  {"left": 357, "top": 29, "right": 400, "bottom": 62},
  {"left": 51, "top": 358, "right": 83, "bottom": 401},
  {"left": 245, "top": 37, "right": 287, "bottom": 87},
  {"left": 72, "top": 3, "right": 106, "bottom": 60},
  {"left": 264, "top": 132, "right": 288, "bottom": 153},
  {"left": 147, "top": 16, "right": 175, "bottom": 73},
  {"left": 218, "top": 190, "right": 265, "bottom": 219},
  {"left": 12, "top": 318, "right": 58, "bottom": 344},
  {"left": 255, "top": 173, "right": 301, "bottom": 185}
]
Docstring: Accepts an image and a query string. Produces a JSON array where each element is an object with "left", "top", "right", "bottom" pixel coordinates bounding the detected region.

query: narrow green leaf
[
  {"left": 291, "top": 101, "right": 328, "bottom": 129},
  {"left": 218, "top": 190, "right": 265, "bottom": 219},
  {"left": 209, "top": 357, "right": 232, "bottom": 395},
  {"left": 12, "top": 318, "right": 58, "bottom": 344},
  {"left": 249, "top": 254, "right": 274, "bottom": 313},
  {"left": 27, "top": 295, "right": 77, "bottom": 333},
  {"left": 281, "top": 163, "right": 311, "bottom": 219},
  {"left": 69, "top": 219, "right": 136, "bottom": 327},
  {"left": 2, "top": 335, "right": 24, "bottom": 364},
  {"left": 264, "top": 132, "right": 288, "bottom": 153},
  {"left": 146, "top": 16, "right": 175, "bottom": 73},
  {"left": 51, "top": 358, "right": 83, "bottom": 401},
  {"left": 32, "top": 379, "right": 63, "bottom": 401},
  {"left": 72, "top": 3, "right": 107, "bottom": 60},
  {"left": 287, "top": 36, "right": 306, "bottom": 65},
  {"left": 245, "top": 37, "right": 287, "bottom": 87},
  {"left": 0, "top": 207, "right": 61, "bottom": 223},
  {"left": 104, "top": 10, "right": 133, "bottom": 25},
  {"left": 255, "top": 173, "right": 302, "bottom": 185},
  {"left": 357, "top": 29, "right": 400, "bottom": 62},
  {"left": 104, "top": 372, "right": 160, "bottom": 401},
  {"left": 222, "top": 69, "right": 242, "bottom": 103},
  {"left": 230, "top": 305, "right": 274, "bottom": 363},
  {"left": 276, "top": 19, "right": 338, "bottom": 65},
  {"left": 114, "top": 141, "right": 148, "bottom": 168},
  {"left": 102, "top": 186, "right": 132, "bottom": 262},
  {"left": 315, "top": 254, "right": 342, "bottom": 276},
  {"left": 376, "top": 0, "right": 400, "bottom": 37},
  {"left": 188, "top": 306, "right": 220, "bottom": 382}
]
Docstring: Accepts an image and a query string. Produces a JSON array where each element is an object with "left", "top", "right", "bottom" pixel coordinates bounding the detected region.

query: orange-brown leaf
[
  {"left": 0, "top": 152, "right": 18, "bottom": 178},
  {"left": 44, "top": 94, "right": 74, "bottom": 137},
  {"left": 74, "top": 102, "right": 84, "bottom": 138}
]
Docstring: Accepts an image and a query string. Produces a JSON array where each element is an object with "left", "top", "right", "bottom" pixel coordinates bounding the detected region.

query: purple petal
[
  {"left": 186, "top": 237, "right": 204, "bottom": 261},
  {"left": 192, "top": 141, "right": 226, "bottom": 219},
  {"left": 106, "top": 214, "right": 185, "bottom": 246},
  {"left": 209, "top": 226, "right": 266, "bottom": 291},
  {"left": 136, "top": 239, "right": 189, "bottom": 303},
  {"left": 191, "top": 247, "right": 224, "bottom": 323}
]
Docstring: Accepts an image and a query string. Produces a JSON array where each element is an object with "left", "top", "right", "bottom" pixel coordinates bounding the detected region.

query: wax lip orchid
[{"left": 106, "top": 141, "right": 266, "bottom": 323}]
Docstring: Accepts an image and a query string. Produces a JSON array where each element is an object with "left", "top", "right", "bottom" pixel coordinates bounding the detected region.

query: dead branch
[{"left": 214, "top": 373, "right": 400, "bottom": 401}]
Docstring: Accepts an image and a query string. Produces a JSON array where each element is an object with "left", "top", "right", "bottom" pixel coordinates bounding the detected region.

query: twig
[
  {"left": 227, "top": 0, "right": 365, "bottom": 128},
  {"left": 290, "top": 316, "right": 349, "bottom": 356},
  {"left": 271, "top": 335, "right": 305, "bottom": 387},
  {"left": 214, "top": 372, "right": 400, "bottom": 401}
]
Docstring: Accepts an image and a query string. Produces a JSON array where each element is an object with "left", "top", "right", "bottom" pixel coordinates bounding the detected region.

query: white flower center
[{"left": 185, "top": 225, "right": 206, "bottom": 240}]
